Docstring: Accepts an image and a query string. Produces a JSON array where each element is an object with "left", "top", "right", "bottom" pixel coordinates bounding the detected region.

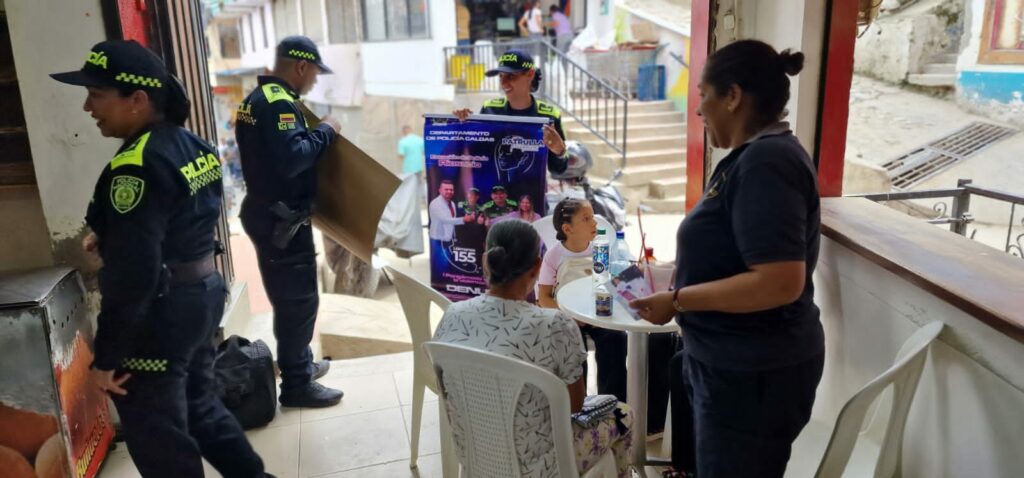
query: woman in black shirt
[{"left": 631, "top": 40, "right": 824, "bottom": 478}]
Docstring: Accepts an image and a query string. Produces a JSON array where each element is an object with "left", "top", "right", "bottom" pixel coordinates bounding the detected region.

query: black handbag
[{"left": 214, "top": 336, "right": 277, "bottom": 429}]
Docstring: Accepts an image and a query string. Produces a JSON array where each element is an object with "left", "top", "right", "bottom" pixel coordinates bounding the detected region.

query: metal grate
[{"left": 882, "top": 122, "right": 1017, "bottom": 190}]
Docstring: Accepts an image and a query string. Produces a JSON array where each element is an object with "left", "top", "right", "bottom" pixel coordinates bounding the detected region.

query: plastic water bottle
[
  {"left": 592, "top": 229, "right": 612, "bottom": 317},
  {"left": 610, "top": 230, "right": 632, "bottom": 276},
  {"left": 592, "top": 229, "right": 610, "bottom": 286}
]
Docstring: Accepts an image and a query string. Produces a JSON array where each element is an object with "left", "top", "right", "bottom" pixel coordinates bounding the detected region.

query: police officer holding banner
[
  {"left": 453, "top": 49, "right": 570, "bottom": 176},
  {"left": 52, "top": 40, "right": 270, "bottom": 477},
  {"left": 235, "top": 36, "right": 344, "bottom": 408}
]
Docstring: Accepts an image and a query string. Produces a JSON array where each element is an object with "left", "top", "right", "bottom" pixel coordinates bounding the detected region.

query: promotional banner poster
[{"left": 424, "top": 114, "right": 549, "bottom": 301}]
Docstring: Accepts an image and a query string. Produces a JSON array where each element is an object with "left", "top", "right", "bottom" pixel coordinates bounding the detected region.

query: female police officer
[
  {"left": 453, "top": 49, "right": 570, "bottom": 176},
  {"left": 630, "top": 40, "right": 823, "bottom": 478},
  {"left": 52, "top": 40, "right": 269, "bottom": 478}
]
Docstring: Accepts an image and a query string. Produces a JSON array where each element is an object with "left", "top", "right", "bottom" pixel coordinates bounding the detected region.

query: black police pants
[
  {"left": 669, "top": 348, "right": 697, "bottom": 472},
  {"left": 112, "top": 273, "right": 266, "bottom": 478},
  {"left": 579, "top": 324, "right": 628, "bottom": 401},
  {"left": 241, "top": 207, "right": 318, "bottom": 392},
  {"left": 681, "top": 351, "right": 825, "bottom": 478},
  {"left": 578, "top": 326, "right": 677, "bottom": 431}
]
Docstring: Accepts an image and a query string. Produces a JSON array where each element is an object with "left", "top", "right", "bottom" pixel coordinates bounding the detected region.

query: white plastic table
[{"left": 557, "top": 276, "right": 680, "bottom": 476}]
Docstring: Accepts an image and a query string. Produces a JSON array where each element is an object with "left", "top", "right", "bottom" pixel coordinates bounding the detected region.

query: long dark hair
[
  {"left": 702, "top": 39, "right": 804, "bottom": 126},
  {"left": 114, "top": 74, "right": 190, "bottom": 126},
  {"left": 484, "top": 220, "right": 541, "bottom": 286}
]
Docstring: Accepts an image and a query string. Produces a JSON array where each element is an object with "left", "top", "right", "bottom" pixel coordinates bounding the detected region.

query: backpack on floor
[{"left": 214, "top": 336, "right": 277, "bottom": 429}]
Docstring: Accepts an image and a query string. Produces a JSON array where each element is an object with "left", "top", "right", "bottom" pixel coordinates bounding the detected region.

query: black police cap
[
  {"left": 277, "top": 36, "right": 333, "bottom": 74},
  {"left": 485, "top": 49, "right": 536, "bottom": 77},
  {"left": 491, "top": 185, "right": 507, "bottom": 192},
  {"left": 51, "top": 40, "right": 169, "bottom": 91}
]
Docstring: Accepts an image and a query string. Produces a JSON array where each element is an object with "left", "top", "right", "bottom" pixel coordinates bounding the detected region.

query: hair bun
[{"left": 778, "top": 49, "right": 805, "bottom": 76}]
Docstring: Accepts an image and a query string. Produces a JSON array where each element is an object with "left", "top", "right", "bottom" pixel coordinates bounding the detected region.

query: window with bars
[
  {"left": 326, "top": 0, "right": 360, "bottom": 44},
  {"left": 362, "top": 0, "right": 429, "bottom": 41}
]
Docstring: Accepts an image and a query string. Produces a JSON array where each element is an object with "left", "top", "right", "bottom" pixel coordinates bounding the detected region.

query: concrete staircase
[
  {"left": 561, "top": 100, "right": 687, "bottom": 213},
  {"left": 907, "top": 52, "right": 957, "bottom": 88}
]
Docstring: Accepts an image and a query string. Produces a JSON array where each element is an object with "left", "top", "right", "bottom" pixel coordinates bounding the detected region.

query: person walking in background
[
  {"left": 519, "top": 1, "right": 544, "bottom": 40},
  {"left": 548, "top": 5, "right": 574, "bottom": 53},
  {"left": 397, "top": 125, "right": 425, "bottom": 177}
]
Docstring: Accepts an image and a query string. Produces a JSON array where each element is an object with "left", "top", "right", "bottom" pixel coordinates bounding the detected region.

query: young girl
[{"left": 537, "top": 198, "right": 628, "bottom": 401}]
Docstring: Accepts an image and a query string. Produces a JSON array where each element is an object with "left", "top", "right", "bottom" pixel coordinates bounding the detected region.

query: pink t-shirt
[{"left": 539, "top": 242, "right": 593, "bottom": 286}]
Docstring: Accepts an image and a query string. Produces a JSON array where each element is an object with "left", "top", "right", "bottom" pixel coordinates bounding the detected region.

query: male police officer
[
  {"left": 236, "top": 36, "right": 343, "bottom": 408},
  {"left": 52, "top": 40, "right": 270, "bottom": 477},
  {"left": 453, "top": 49, "right": 570, "bottom": 176},
  {"left": 479, "top": 185, "right": 518, "bottom": 225}
]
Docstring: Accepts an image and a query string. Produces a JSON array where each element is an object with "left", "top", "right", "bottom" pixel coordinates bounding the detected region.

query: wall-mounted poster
[{"left": 424, "top": 114, "right": 549, "bottom": 301}]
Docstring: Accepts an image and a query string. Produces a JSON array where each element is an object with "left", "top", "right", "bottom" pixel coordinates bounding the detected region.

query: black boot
[{"left": 279, "top": 382, "right": 344, "bottom": 408}]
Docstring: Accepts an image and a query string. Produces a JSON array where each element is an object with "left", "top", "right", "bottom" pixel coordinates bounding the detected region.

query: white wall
[
  {"left": 813, "top": 236, "right": 1024, "bottom": 476},
  {"left": 361, "top": 0, "right": 457, "bottom": 101},
  {"left": 735, "top": 0, "right": 825, "bottom": 155},
  {"left": 5, "top": 0, "right": 116, "bottom": 263},
  {"left": 238, "top": 0, "right": 456, "bottom": 105}
]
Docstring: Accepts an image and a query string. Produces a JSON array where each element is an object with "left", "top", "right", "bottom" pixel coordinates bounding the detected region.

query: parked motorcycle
[{"left": 545, "top": 141, "right": 627, "bottom": 230}]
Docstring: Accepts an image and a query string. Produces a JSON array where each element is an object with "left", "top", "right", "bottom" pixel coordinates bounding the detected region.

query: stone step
[
  {"left": 649, "top": 176, "right": 687, "bottom": 199},
  {"left": 922, "top": 63, "right": 955, "bottom": 75},
  {"left": 641, "top": 195, "right": 687, "bottom": 214},
  {"left": 592, "top": 148, "right": 686, "bottom": 178},
  {"left": 583, "top": 135, "right": 687, "bottom": 156},
  {"left": 567, "top": 122, "right": 687, "bottom": 140},
  {"left": 563, "top": 110, "right": 686, "bottom": 128},
  {"left": 316, "top": 293, "right": 415, "bottom": 360},
  {"left": 907, "top": 73, "right": 955, "bottom": 87},
  {"left": 568, "top": 99, "right": 676, "bottom": 116},
  {"left": 617, "top": 163, "right": 686, "bottom": 188}
]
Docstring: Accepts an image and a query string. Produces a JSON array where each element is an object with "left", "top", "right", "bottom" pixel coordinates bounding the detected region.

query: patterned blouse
[{"left": 433, "top": 294, "right": 588, "bottom": 477}]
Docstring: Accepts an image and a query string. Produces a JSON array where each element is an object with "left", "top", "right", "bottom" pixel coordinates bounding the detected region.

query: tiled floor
[{"left": 98, "top": 352, "right": 446, "bottom": 478}]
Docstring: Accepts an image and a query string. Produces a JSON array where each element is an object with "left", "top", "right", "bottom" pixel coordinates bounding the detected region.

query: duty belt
[{"left": 167, "top": 254, "right": 217, "bottom": 284}]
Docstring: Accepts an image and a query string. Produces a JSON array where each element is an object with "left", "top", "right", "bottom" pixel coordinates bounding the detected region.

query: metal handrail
[
  {"left": 852, "top": 179, "right": 1024, "bottom": 257},
  {"left": 442, "top": 39, "right": 630, "bottom": 183}
]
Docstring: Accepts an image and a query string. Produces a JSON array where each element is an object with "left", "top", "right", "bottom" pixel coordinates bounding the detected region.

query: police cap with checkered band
[
  {"left": 276, "top": 35, "right": 333, "bottom": 74},
  {"left": 51, "top": 40, "right": 170, "bottom": 92},
  {"left": 485, "top": 49, "right": 536, "bottom": 76}
]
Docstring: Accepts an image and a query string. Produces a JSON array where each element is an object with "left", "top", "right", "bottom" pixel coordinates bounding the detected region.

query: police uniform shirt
[
  {"left": 674, "top": 123, "right": 824, "bottom": 372},
  {"left": 479, "top": 96, "right": 569, "bottom": 175},
  {"left": 235, "top": 75, "right": 337, "bottom": 204},
  {"left": 85, "top": 122, "right": 224, "bottom": 370},
  {"left": 479, "top": 198, "right": 518, "bottom": 219}
]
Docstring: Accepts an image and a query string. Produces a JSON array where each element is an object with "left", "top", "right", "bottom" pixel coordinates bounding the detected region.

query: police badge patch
[{"left": 110, "top": 175, "right": 145, "bottom": 213}]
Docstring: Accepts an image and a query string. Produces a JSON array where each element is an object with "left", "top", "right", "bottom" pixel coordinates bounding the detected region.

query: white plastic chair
[
  {"left": 386, "top": 266, "right": 458, "bottom": 475},
  {"left": 791, "top": 321, "right": 944, "bottom": 478},
  {"left": 532, "top": 214, "right": 614, "bottom": 251},
  {"left": 423, "top": 341, "right": 618, "bottom": 478}
]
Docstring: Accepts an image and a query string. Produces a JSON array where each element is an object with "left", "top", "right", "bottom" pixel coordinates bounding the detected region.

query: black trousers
[
  {"left": 578, "top": 325, "right": 677, "bottom": 432},
  {"left": 241, "top": 202, "right": 318, "bottom": 391},
  {"left": 112, "top": 273, "right": 266, "bottom": 478},
  {"left": 680, "top": 351, "right": 825, "bottom": 478}
]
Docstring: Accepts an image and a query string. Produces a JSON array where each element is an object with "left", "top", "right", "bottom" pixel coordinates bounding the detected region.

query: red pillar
[
  {"left": 816, "top": 0, "right": 860, "bottom": 197},
  {"left": 685, "top": 0, "right": 711, "bottom": 211}
]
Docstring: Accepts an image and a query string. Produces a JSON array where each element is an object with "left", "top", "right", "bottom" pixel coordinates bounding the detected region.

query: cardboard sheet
[{"left": 299, "top": 103, "right": 401, "bottom": 263}]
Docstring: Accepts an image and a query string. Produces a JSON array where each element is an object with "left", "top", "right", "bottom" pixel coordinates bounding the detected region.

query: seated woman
[{"left": 434, "top": 220, "right": 635, "bottom": 477}]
